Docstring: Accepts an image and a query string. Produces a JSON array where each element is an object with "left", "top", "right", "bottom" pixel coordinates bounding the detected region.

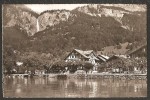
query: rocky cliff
[
  {"left": 3, "top": 4, "right": 146, "bottom": 36},
  {"left": 74, "top": 4, "right": 146, "bottom": 31},
  {"left": 38, "top": 10, "right": 71, "bottom": 31},
  {"left": 3, "top": 4, "right": 39, "bottom": 36}
]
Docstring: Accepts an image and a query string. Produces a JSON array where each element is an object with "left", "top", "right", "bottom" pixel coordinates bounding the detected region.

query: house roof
[
  {"left": 126, "top": 43, "right": 147, "bottom": 56},
  {"left": 97, "top": 55, "right": 109, "bottom": 62},
  {"left": 64, "top": 49, "right": 99, "bottom": 60},
  {"left": 74, "top": 49, "right": 93, "bottom": 55},
  {"left": 75, "top": 49, "right": 100, "bottom": 60},
  {"left": 100, "top": 55, "right": 109, "bottom": 59},
  {"left": 74, "top": 49, "right": 93, "bottom": 58},
  {"left": 106, "top": 55, "right": 126, "bottom": 62},
  {"left": 97, "top": 42, "right": 130, "bottom": 56},
  {"left": 97, "top": 56, "right": 107, "bottom": 62}
]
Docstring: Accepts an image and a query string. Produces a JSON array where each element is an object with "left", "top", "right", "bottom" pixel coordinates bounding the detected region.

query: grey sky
[
  {"left": 25, "top": 4, "right": 146, "bottom": 14},
  {"left": 25, "top": 4, "right": 88, "bottom": 14}
]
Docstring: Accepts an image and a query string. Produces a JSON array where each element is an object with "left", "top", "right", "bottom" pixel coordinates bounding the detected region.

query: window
[
  {"left": 71, "top": 54, "right": 76, "bottom": 59},
  {"left": 93, "top": 60, "right": 95, "bottom": 64}
]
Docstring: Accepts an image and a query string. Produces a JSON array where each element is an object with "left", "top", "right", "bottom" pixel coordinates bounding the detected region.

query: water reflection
[{"left": 3, "top": 77, "right": 147, "bottom": 98}]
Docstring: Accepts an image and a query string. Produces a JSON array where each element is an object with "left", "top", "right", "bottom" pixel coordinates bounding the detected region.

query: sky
[
  {"left": 25, "top": 4, "right": 146, "bottom": 14},
  {"left": 25, "top": 4, "right": 88, "bottom": 14}
]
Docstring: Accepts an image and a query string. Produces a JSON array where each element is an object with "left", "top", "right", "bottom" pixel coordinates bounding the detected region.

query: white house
[{"left": 64, "top": 49, "right": 99, "bottom": 65}]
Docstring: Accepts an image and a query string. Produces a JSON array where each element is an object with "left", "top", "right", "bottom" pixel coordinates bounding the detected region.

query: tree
[
  {"left": 49, "top": 60, "right": 67, "bottom": 73},
  {"left": 83, "top": 62, "right": 93, "bottom": 73}
]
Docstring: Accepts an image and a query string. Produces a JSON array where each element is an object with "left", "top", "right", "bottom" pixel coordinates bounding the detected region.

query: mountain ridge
[
  {"left": 3, "top": 4, "right": 146, "bottom": 35},
  {"left": 3, "top": 4, "right": 147, "bottom": 63}
]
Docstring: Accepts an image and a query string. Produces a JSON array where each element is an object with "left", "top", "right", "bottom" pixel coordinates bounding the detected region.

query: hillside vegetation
[{"left": 3, "top": 4, "right": 147, "bottom": 69}]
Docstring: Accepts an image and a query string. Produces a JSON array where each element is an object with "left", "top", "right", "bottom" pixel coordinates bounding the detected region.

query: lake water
[{"left": 3, "top": 76, "right": 147, "bottom": 98}]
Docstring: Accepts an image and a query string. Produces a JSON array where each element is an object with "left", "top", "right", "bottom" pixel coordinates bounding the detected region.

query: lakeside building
[
  {"left": 64, "top": 49, "right": 99, "bottom": 65},
  {"left": 97, "top": 55, "right": 109, "bottom": 63},
  {"left": 105, "top": 55, "right": 146, "bottom": 74},
  {"left": 126, "top": 44, "right": 147, "bottom": 58},
  {"left": 64, "top": 49, "right": 100, "bottom": 71},
  {"left": 64, "top": 47, "right": 147, "bottom": 73}
]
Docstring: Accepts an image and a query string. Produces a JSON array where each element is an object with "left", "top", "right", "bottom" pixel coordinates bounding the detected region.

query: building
[
  {"left": 97, "top": 55, "right": 109, "bottom": 63},
  {"left": 64, "top": 49, "right": 99, "bottom": 65},
  {"left": 105, "top": 55, "right": 127, "bottom": 73},
  {"left": 106, "top": 55, "right": 120, "bottom": 62},
  {"left": 16, "top": 61, "right": 23, "bottom": 66},
  {"left": 96, "top": 42, "right": 130, "bottom": 57},
  {"left": 127, "top": 44, "right": 147, "bottom": 58}
]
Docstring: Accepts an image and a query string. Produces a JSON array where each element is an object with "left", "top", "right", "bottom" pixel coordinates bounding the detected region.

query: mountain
[
  {"left": 3, "top": 4, "right": 147, "bottom": 64},
  {"left": 32, "top": 4, "right": 146, "bottom": 51},
  {"left": 3, "top": 4, "right": 146, "bottom": 35},
  {"left": 99, "top": 4, "right": 146, "bottom": 12},
  {"left": 36, "top": 4, "right": 146, "bottom": 32},
  {"left": 3, "top": 4, "right": 39, "bottom": 36},
  {"left": 38, "top": 10, "right": 71, "bottom": 31},
  {"left": 74, "top": 4, "right": 146, "bottom": 31}
]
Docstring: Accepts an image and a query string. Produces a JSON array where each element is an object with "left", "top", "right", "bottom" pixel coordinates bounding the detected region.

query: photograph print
[{"left": 2, "top": 4, "right": 147, "bottom": 98}]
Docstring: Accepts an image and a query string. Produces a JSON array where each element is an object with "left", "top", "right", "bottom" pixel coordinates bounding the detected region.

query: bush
[{"left": 83, "top": 62, "right": 93, "bottom": 73}]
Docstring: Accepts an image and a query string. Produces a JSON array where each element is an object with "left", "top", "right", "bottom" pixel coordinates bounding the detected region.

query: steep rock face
[
  {"left": 37, "top": 4, "right": 145, "bottom": 33},
  {"left": 75, "top": 4, "right": 146, "bottom": 17},
  {"left": 38, "top": 10, "right": 71, "bottom": 31},
  {"left": 75, "top": 4, "right": 129, "bottom": 19},
  {"left": 3, "top": 4, "right": 146, "bottom": 36},
  {"left": 100, "top": 4, "right": 146, "bottom": 12},
  {"left": 73, "top": 4, "right": 146, "bottom": 32},
  {"left": 3, "top": 4, "right": 39, "bottom": 36}
]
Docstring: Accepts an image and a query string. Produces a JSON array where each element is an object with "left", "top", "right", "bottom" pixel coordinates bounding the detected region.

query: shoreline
[{"left": 4, "top": 73, "right": 147, "bottom": 80}]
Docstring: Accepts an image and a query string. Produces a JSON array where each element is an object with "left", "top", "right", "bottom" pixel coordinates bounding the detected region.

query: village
[
  {"left": 3, "top": 4, "right": 148, "bottom": 98},
  {"left": 4, "top": 43, "right": 147, "bottom": 79}
]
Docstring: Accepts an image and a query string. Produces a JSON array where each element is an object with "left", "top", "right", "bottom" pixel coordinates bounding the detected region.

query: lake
[{"left": 3, "top": 76, "right": 147, "bottom": 98}]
